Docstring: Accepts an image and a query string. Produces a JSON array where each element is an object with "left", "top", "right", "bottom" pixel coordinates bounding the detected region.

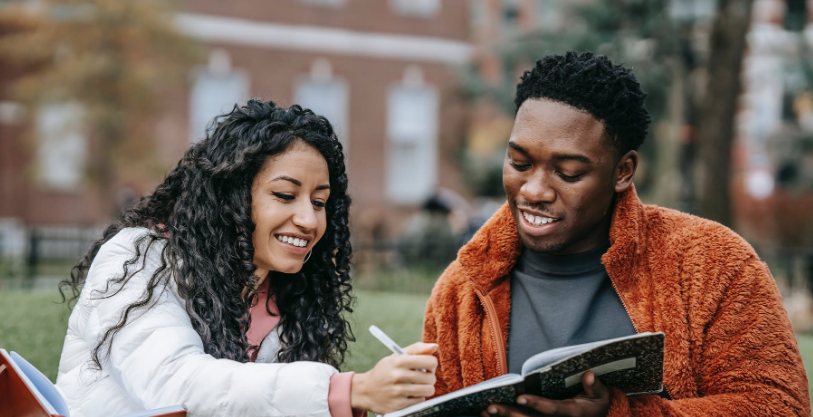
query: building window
[
  {"left": 785, "top": 0, "right": 807, "bottom": 32},
  {"left": 386, "top": 67, "right": 439, "bottom": 205},
  {"left": 470, "top": 0, "right": 489, "bottom": 28},
  {"left": 500, "top": 0, "right": 521, "bottom": 38},
  {"left": 190, "top": 49, "right": 249, "bottom": 143},
  {"left": 295, "top": 59, "right": 349, "bottom": 148},
  {"left": 36, "top": 103, "right": 86, "bottom": 190},
  {"left": 535, "top": 0, "right": 564, "bottom": 30},
  {"left": 668, "top": 0, "right": 716, "bottom": 22},
  {"left": 390, "top": 0, "right": 440, "bottom": 17},
  {"left": 301, "top": 0, "right": 346, "bottom": 7}
]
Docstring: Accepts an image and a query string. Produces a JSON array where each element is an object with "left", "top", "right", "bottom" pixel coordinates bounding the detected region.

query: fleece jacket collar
[{"left": 458, "top": 185, "right": 646, "bottom": 294}]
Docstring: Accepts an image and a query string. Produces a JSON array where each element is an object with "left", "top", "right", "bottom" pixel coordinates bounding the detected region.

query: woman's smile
[
  {"left": 273, "top": 233, "right": 312, "bottom": 255},
  {"left": 250, "top": 142, "right": 330, "bottom": 276}
]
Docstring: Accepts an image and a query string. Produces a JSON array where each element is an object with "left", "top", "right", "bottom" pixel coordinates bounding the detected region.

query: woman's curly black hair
[
  {"left": 60, "top": 100, "right": 354, "bottom": 369},
  {"left": 515, "top": 51, "right": 651, "bottom": 157}
]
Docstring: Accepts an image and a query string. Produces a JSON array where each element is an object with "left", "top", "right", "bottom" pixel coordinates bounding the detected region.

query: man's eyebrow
[
  {"left": 507, "top": 141, "right": 528, "bottom": 154},
  {"left": 509, "top": 141, "right": 592, "bottom": 164},
  {"left": 271, "top": 175, "right": 330, "bottom": 190},
  {"left": 551, "top": 154, "right": 592, "bottom": 164}
]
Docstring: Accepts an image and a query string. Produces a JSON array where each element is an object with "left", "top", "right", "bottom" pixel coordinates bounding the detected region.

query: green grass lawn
[
  {"left": 3, "top": 289, "right": 813, "bottom": 406},
  {"left": 0, "top": 289, "right": 431, "bottom": 379}
]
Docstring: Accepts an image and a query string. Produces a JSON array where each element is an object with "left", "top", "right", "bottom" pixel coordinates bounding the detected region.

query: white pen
[{"left": 369, "top": 325, "right": 426, "bottom": 372}]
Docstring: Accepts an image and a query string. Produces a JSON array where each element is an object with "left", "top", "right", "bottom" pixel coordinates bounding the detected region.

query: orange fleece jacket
[{"left": 422, "top": 186, "right": 810, "bottom": 416}]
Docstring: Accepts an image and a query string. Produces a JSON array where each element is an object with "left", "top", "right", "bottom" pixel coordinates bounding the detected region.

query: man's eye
[
  {"left": 271, "top": 192, "right": 295, "bottom": 201},
  {"left": 510, "top": 162, "right": 531, "bottom": 171},
  {"left": 557, "top": 172, "right": 582, "bottom": 182}
]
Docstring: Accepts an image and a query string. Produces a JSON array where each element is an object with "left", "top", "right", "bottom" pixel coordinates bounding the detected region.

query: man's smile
[{"left": 518, "top": 208, "right": 562, "bottom": 237}]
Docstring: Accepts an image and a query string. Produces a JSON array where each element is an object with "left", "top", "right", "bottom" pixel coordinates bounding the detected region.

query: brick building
[{"left": 0, "top": 0, "right": 475, "bottom": 251}]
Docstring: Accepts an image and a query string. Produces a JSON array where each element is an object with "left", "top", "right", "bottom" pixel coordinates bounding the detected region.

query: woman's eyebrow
[
  {"left": 271, "top": 175, "right": 330, "bottom": 190},
  {"left": 270, "top": 175, "right": 301, "bottom": 186}
]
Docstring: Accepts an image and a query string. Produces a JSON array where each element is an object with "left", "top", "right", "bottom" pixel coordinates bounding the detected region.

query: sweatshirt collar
[{"left": 459, "top": 185, "right": 646, "bottom": 292}]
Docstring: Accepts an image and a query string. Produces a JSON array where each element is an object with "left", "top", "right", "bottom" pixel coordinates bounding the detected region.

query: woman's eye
[
  {"left": 557, "top": 172, "right": 582, "bottom": 182},
  {"left": 271, "top": 192, "right": 295, "bottom": 201},
  {"left": 510, "top": 162, "right": 531, "bottom": 172},
  {"left": 312, "top": 200, "right": 326, "bottom": 209}
]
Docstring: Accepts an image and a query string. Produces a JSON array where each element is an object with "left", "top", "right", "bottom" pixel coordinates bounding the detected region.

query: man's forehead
[{"left": 511, "top": 99, "right": 610, "bottom": 156}]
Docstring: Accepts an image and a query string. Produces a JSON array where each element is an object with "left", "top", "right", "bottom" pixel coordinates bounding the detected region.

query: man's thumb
[{"left": 583, "top": 371, "right": 606, "bottom": 398}]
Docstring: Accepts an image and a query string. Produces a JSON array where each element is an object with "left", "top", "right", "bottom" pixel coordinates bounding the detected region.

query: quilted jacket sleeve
[
  {"left": 607, "top": 257, "right": 810, "bottom": 416},
  {"left": 85, "top": 229, "right": 338, "bottom": 417}
]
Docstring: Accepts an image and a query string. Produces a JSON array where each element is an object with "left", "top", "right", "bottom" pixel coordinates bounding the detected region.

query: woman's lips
[{"left": 274, "top": 234, "right": 310, "bottom": 255}]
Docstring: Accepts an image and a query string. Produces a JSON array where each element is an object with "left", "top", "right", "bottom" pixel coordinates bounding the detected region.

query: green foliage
[
  {"left": 460, "top": 0, "right": 686, "bottom": 195},
  {"left": 0, "top": 0, "right": 200, "bottom": 199}
]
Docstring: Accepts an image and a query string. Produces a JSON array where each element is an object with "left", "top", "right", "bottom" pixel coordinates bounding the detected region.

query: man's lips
[{"left": 517, "top": 208, "right": 562, "bottom": 236}]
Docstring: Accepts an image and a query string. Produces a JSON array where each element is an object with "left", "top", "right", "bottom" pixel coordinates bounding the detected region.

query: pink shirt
[{"left": 247, "top": 282, "right": 363, "bottom": 417}]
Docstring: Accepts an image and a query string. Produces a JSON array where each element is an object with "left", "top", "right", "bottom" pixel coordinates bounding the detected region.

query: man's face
[{"left": 503, "top": 98, "right": 636, "bottom": 255}]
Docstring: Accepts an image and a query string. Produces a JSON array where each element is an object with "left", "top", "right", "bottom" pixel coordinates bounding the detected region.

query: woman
[{"left": 56, "top": 100, "right": 437, "bottom": 417}]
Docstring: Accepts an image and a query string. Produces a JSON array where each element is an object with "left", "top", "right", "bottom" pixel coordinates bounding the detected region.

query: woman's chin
[{"left": 273, "top": 262, "right": 304, "bottom": 275}]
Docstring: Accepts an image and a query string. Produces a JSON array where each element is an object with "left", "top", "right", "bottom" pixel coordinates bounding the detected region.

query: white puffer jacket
[{"left": 56, "top": 228, "right": 338, "bottom": 417}]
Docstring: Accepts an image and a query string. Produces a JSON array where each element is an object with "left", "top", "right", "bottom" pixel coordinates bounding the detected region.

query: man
[{"left": 422, "top": 51, "right": 810, "bottom": 416}]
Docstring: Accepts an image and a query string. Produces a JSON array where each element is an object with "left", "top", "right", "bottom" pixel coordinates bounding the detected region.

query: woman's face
[{"left": 250, "top": 142, "right": 330, "bottom": 278}]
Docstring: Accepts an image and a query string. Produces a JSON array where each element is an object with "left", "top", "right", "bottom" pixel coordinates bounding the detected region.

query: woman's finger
[
  {"left": 396, "top": 369, "right": 437, "bottom": 386},
  {"left": 394, "top": 354, "right": 439, "bottom": 372},
  {"left": 403, "top": 342, "right": 439, "bottom": 355},
  {"left": 399, "top": 383, "right": 435, "bottom": 398}
]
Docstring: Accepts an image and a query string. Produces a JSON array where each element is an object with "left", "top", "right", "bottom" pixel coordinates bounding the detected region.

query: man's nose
[{"left": 519, "top": 171, "right": 556, "bottom": 203}]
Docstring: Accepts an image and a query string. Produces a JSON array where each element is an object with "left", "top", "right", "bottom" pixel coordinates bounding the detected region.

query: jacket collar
[{"left": 459, "top": 185, "right": 646, "bottom": 292}]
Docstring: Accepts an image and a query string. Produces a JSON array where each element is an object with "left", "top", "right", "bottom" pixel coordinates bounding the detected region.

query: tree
[
  {"left": 459, "top": 0, "right": 682, "bottom": 200},
  {"left": 695, "top": 0, "right": 755, "bottom": 226},
  {"left": 0, "top": 0, "right": 199, "bottom": 216}
]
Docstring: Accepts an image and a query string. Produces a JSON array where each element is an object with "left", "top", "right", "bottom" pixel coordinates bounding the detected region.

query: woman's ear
[{"left": 614, "top": 150, "right": 638, "bottom": 193}]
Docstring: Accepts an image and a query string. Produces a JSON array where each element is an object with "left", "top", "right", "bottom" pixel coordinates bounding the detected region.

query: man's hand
[{"left": 480, "top": 371, "right": 610, "bottom": 417}]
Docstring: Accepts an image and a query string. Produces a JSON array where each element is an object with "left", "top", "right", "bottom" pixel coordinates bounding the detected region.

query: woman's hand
[{"left": 351, "top": 342, "right": 439, "bottom": 414}]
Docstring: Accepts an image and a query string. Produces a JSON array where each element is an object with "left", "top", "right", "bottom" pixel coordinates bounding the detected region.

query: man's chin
[{"left": 519, "top": 233, "right": 568, "bottom": 254}]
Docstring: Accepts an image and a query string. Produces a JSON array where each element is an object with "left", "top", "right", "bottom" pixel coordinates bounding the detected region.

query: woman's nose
[{"left": 292, "top": 202, "right": 318, "bottom": 231}]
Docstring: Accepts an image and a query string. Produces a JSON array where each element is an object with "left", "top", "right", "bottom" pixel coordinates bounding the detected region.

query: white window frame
[
  {"left": 189, "top": 50, "right": 250, "bottom": 144},
  {"left": 294, "top": 59, "right": 350, "bottom": 151},
  {"left": 385, "top": 74, "right": 439, "bottom": 205},
  {"left": 36, "top": 102, "right": 87, "bottom": 190},
  {"left": 389, "top": 0, "right": 441, "bottom": 17}
]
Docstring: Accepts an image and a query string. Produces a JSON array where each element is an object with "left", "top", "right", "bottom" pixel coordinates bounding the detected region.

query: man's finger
[
  {"left": 517, "top": 395, "right": 557, "bottom": 414},
  {"left": 581, "top": 371, "right": 608, "bottom": 400},
  {"left": 483, "top": 404, "right": 533, "bottom": 417}
]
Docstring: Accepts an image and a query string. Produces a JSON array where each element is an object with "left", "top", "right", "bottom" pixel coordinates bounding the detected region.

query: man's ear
[{"left": 614, "top": 150, "right": 638, "bottom": 193}]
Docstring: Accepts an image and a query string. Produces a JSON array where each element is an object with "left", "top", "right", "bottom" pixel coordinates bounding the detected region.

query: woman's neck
[{"left": 253, "top": 265, "right": 271, "bottom": 286}]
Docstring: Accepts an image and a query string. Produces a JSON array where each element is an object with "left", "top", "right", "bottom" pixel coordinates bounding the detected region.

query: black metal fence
[
  {"left": 2, "top": 225, "right": 813, "bottom": 295},
  {"left": 0, "top": 226, "right": 103, "bottom": 288}
]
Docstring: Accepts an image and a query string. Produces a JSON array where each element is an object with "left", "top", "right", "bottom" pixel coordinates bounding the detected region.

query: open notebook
[
  {"left": 0, "top": 349, "right": 186, "bottom": 417},
  {"left": 385, "top": 332, "right": 665, "bottom": 417}
]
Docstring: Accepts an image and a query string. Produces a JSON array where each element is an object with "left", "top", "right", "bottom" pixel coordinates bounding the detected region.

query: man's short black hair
[{"left": 515, "top": 51, "right": 651, "bottom": 156}]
